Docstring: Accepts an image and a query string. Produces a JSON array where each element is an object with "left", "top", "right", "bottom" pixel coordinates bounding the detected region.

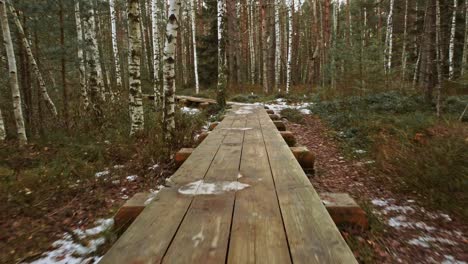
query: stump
[
  {"left": 320, "top": 193, "right": 368, "bottom": 231},
  {"left": 273, "top": 121, "right": 286, "bottom": 131},
  {"left": 290, "top": 146, "right": 315, "bottom": 172},
  {"left": 113, "top": 192, "right": 149, "bottom": 234},
  {"left": 208, "top": 122, "right": 219, "bottom": 131},
  {"left": 280, "top": 131, "right": 296, "bottom": 146},
  {"left": 175, "top": 148, "right": 194, "bottom": 167},
  {"left": 269, "top": 114, "right": 281, "bottom": 121}
]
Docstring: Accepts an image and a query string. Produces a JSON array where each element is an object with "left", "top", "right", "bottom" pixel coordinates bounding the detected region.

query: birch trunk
[
  {"left": 0, "top": 109, "right": 5, "bottom": 141},
  {"left": 74, "top": 0, "right": 89, "bottom": 109},
  {"left": 260, "top": 0, "right": 268, "bottom": 93},
  {"left": 190, "top": 0, "right": 200, "bottom": 94},
  {"left": 83, "top": 1, "right": 105, "bottom": 116},
  {"left": 110, "top": 0, "right": 123, "bottom": 89},
  {"left": 449, "top": 0, "right": 457, "bottom": 79},
  {"left": 151, "top": 0, "right": 162, "bottom": 107},
  {"left": 401, "top": 0, "right": 408, "bottom": 81},
  {"left": 274, "top": 0, "right": 281, "bottom": 91},
  {"left": 436, "top": 0, "right": 443, "bottom": 116},
  {"left": 217, "top": 0, "right": 227, "bottom": 107},
  {"left": 462, "top": 0, "right": 468, "bottom": 76},
  {"left": 163, "top": 0, "right": 181, "bottom": 139},
  {"left": 128, "top": 0, "right": 145, "bottom": 135},
  {"left": 8, "top": 1, "right": 57, "bottom": 117},
  {"left": 384, "top": 0, "right": 394, "bottom": 74},
  {"left": 1, "top": 0, "right": 27, "bottom": 144},
  {"left": 286, "top": 0, "right": 293, "bottom": 94},
  {"left": 248, "top": 0, "right": 255, "bottom": 84}
]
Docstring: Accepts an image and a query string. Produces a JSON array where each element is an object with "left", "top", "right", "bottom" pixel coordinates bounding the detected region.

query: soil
[{"left": 288, "top": 115, "right": 468, "bottom": 263}]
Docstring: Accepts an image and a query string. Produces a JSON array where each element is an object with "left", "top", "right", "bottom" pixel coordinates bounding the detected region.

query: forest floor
[{"left": 288, "top": 115, "right": 468, "bottom": 264}]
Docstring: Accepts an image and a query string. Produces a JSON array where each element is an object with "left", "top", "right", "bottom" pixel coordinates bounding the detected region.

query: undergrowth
[{"left": 310, "top": 91, "right": 468, "bottom": 218}]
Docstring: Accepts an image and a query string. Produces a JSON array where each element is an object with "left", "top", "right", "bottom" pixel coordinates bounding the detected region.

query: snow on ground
[
  {"left": 254, "top": 98, "right": 313, "bottom": 115},
  {"left": 178, "top": 180, "right": 250, "bottom": 195},
  {"left": 181, "top": 106, "right": 200, "bottom": 115},
  {"left": 29, "top": 219, "right": 114, "bottom": 264},
  {"left": 144, "top": 185, "right": 165, "bottom": 205}
]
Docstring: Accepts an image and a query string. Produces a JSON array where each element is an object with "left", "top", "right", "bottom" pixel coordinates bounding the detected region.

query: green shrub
[{"left": 280, "top": 108, "right": 304, "bottom": 124}]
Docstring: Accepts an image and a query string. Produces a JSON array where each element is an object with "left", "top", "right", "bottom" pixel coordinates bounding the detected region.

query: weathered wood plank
[
  {"left": 259, "top": 110, "right": 358, "bottom": 264},
  {"left": 228, "top": 111, "right": 292, "bottom": 264},
  {"left": 162, "top": 108, "right": 248, "bottom": 263}
]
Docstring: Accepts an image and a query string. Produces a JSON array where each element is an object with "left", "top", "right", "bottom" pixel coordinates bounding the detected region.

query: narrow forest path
[{"left": 288, "top": 116, "right": 467, "bottom": 264}]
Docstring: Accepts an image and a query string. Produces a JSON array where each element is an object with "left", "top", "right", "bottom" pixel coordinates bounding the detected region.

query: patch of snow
[
  {"left": 121, "top": 195, "right": 129, "bottom": 200},
  {"left": 442, "top": 255, "right": 467, "bottom": 264},
  {"left": 94, "top": 170, "right": 110, "bottom": 178},
  {"left": 234, "top": 109, "right": 253, "bottom": 115},
  {"left": 300, "top": 108, "right": 311, "bottom": 115},
  {"left": 178, "top": 180, "right": 250, "bottom": 195},
  {"left": 113, "top": 165, "right": 125, "bottom": 169},
  {"left": 144, "top": 186, "right": 165, "bottom": 205},
  {"left": 126, "top": 175, "right": 138, "bottom": 182},
  {"left": 388, "top": 215, "right": 435, "bottom": 231},
  {"left": 192, "top": 228, "right": 205, "bottom": 247},
  {"left": 409, "top": 236, "right": 458, "bottom": 249},
  {"left": 254, "top": 100, "right": 312, "bottom": 115},
  {"left": 237, "top": 173, "right": 243, "bottom": 179},
  {"left": 148, "top": 164, "right": 160, "bottom": 170},
  {"left": 354, "top": 149, "right": 367, "bottom": 154},
  {"left": 181, "top": 107, "right": 200, "bottom": 115},
  {"left": 371, "top": 199, "right": 390, "bottom": 207},
  {"left": 383, "top": 205, "right": 415, "bottom": 214},
  {"left": 30, "top": 219, "right": 113, "bottom": 264}
]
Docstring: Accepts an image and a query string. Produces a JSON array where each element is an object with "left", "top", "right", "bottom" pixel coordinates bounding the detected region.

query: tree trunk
[
  {"left": 384, "top": 0, "right": 394, "bottom": 74},
  {"left": 401, "top": 0, "right": 408, "bottom": 82},
  {"left": 128, "top": 0, "right": 145, "bottom": 135},
  {"left": 59, "top": 0, "right": 69, "bottom": 130},
  {"left": 0, "top": 109, "right": 5, "bottom": 141},
  {"left": 110, "top": 0, "right": 123, "bottom": 90},
  {"left": 190, "top": 0, "right": 200, "bottom": 94},
  {"left": 274, "top": 0, "right": 281, "bottom": 92},
  {"left": 163, "top": 0, "right": 181, "bottom": 140},
  {"left": 151, "top": 0, "right": 162, "bottom": 107},
  {"left": 435, "top": 0, "right": 443, "bottom": 116},
  {"left": 260, "top": 0, "right": 268, "bottom": 93},
  {"left": 462, "top": 0, "right": 468, "bottom": 76},
  {"left": 1, "top": 0, "right": 27, "bottom": 144},
  {"left": 449, "top": 0, "right": 457, "bottom": 79},
  {"left": 74, "top": 0, "right": 89, "bottom": 110},
  {"left": 8, "top": 0, "right": 57, "bottom": 117},
  {"left": 286, "top": 0, "right": 293, "bottom": 94},
  {"left": 217, "top": 0, "right": 227, "bottom": 107}
]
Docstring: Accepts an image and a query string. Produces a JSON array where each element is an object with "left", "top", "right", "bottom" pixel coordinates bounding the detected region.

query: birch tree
[
  {"left": 163, "top": 0, "right": 181, "bottom": 139},
  {"left": 462, "top": 0, "right": 468, "bottom": 76},
  {"left": 274, "top": 0, "right": 281, "bottom": 92},
  {"left": 128, "top": 0, "right": 145, "bottom": 135},
  {"left": 384, "top": 0, "right": 394, "bottom": 74},
  {"left": 8, "top": 1, "right": 57, "bottom": 117},
  {"left": 190, "top": 0, "right": 200, "bottom": 94},
  {"left": 401, "top": 0, "right": 408, "bottom": 81},
  {"left": 0, "top": 109, "right": 5, "bottom": 141},
  {"left": 286, "top": 0, "right": 293, "bottom": 94},
  {"left": 109, "top": 0, "right": 123, "bottom": 89},
  {"left": 151, "top": 0, "right": 162, "bottom": 107},
  {"left": 1, "top": 0, "right": 27, "bottom": 144},
  {"left": 217, "top": 0, "right": 227, "bottom": 107},
  {"left": 83, "top": 0, "right": 105, "bottom": 116},
  {"left": 74, "top": 0, "right": 89, "bottom": 109},
  {"left": 449, "top": 0, "right": 457, "bottom": 79}
]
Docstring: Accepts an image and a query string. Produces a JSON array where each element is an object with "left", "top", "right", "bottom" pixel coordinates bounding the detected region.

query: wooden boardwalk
[{"left": 100, "top": 105, "right": 357, "bottom": 264}]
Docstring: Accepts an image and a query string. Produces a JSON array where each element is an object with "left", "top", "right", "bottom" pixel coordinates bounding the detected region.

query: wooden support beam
[
  {"left": 273, "top": 120, "right": 286, "bottom": 131},
  {"left": 208, "top": 122, "right": 219, "bottom": 131},
  {"left": 266, "top": 109, "right": 274, "bottom": 114},
  {"left": 280, "top": 131, "right": 296, "bottom": 146},
  {"left": 320, "top": 193, "right": 368, "bottom": 231},
  {"left": 113, "top": 192, "right": 150, "bottom": 234},
  {"left": 175, "top": 148, "right": 194, "bottom": 167},
  {"left": 269, "top": 114, "right": 281, "bottom": 120},
  {"left": 196, "top": 132, "right": 209, "bottom": 144},
  {"left": 290, "top": 146, "right": 315, "bottom": 172}
]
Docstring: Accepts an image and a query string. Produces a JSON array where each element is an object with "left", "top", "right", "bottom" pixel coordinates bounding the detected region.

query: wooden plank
[
  {"left": 228, "top": 110, "right": 292, "bottom": 264},
  {"left": 162, "top": 107, "right": 248, "bottom": 263},
  {"left": 258, "top": 110, "right": 358, "bottom": 264},
  {"left": 99, "top": 114, "right": 237, "bottom": 264}
]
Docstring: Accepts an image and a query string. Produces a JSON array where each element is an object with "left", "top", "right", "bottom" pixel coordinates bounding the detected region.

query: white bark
[
  {"left": 462, "top": 0, "right": 468, "bottom": 76},
  {"left": 449, "top": 0, "right": 457, "bottom": 79},
  {"left": 1, "top": 0, "right": 26, "bottom": 144},
  {"left": 217, "top": 0, "right": 226, "bottom": 106},
  {"left": 83, "top": 1, "right": 105, "bottom": 115},
  {"left": 190, "top": 0, "right": 199, "bottom": 94},
  {"left": 274, "top": 0, "right": 281, "bottom": 92},
  {"left": 0, "top": 109, "right": 5, "bottom": 141},
  {"left": 248, "top": 0, "right": 255, "bottom": 84},
  {"left": 286, "top": 0, "right": 293, "bottom": 94},
  {"left": 163, "top": 0, "right": 181, "bottom": 138},
  {"left": 8, "top": 0, "right": 57, "bottom": 117},
  {"left": 110, "top": 0, "right": 123, "bottom": 89},
  {"left": 401, "top": 0, "right": 408, "bottom": 81},
  {"left": 128, "top": 0, "right": 145, "bottom": 135},
  {"left": 384, "top": 0, "right": 394, "bottom": 74},
  {"left": 151, "top": 0, "right": 162, "bottom": 107},
  {"left": 74, "top": 0, "right": 89, "bottom": 109}
]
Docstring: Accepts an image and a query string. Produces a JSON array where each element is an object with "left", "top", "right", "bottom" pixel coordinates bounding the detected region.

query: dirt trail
[{"left": 288, "top": 115, "right": 467, "bottom": 264}]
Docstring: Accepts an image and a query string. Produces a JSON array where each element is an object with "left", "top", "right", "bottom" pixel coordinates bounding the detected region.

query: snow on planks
[{"left": 99, "top": 105, "right": 357, "bottom": 264}]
